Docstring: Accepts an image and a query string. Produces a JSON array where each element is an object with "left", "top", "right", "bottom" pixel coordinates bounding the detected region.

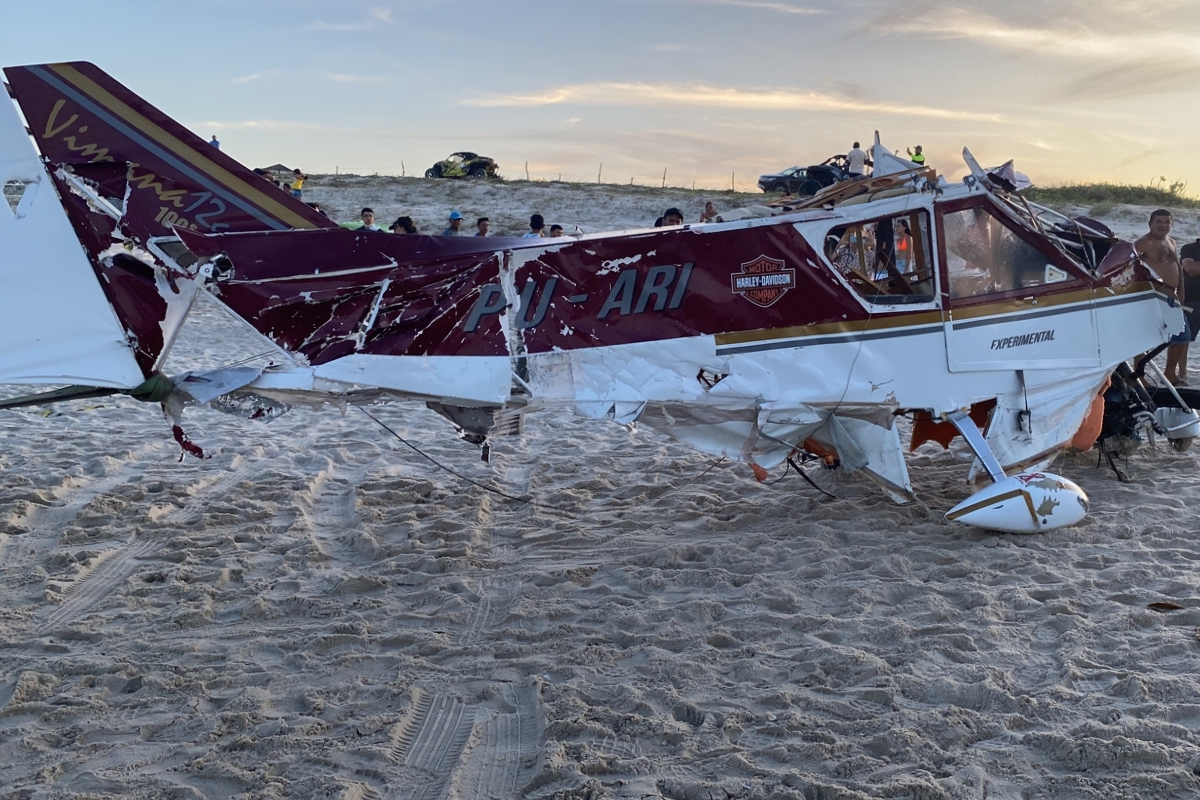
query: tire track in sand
[
  {"left": 0, "top": 440, "right": 166, "bottom": 573},
  {"left": 37, "top": 537, "right": 162, "bottom": 635},
  {"left": 296, "top": 457, "right": 372, "bottom": 567},
  {"left": 388, "top": 687, "right": 478, "bottom": 800},
  {"left": 458, "top": 457, "right": 537, "bottom": 649},
  {"left": 36, "top": 456, "right": 263, "bottom": 634},
  {"left": 451, "top": 679, "right": 543, "bottom": 799},
  {"left": 338, "top": 782, "right": 381, "bottom": 800}
]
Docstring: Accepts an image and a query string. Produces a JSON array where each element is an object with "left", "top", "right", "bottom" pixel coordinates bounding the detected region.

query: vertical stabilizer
[
  {"left": 870, "top": 131, "right": 923, "bottom": 178},
  {"left": 3, "top": 62, "right": 334, "bottom": 244},
  {"left": 3, "top": 61, "right": 340, "bottom": 379}
]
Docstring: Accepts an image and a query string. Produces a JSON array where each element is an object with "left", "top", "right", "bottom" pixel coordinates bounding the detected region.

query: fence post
[
  {"left": 662, "top": 168, "right": 667, "bottom": 188},
  {"left": 731, "top": 172, "right": 734, "bottom": 191},
  {"left": 598, "top": 163, "right": 603, "bottom": 184},
  {"left": 401, "top": 161, "right": 405, "bottom": 177},
  {"left": 525, "top": 161, "right": 530, "bottom": 181}
]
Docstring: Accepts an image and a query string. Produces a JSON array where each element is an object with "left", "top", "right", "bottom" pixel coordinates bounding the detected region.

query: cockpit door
[{"left": 938, "top": 202, "right": 1099, "bottom": 372}]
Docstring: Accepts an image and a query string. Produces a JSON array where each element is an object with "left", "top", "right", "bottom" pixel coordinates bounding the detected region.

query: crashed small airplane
[{"left": 1, "top": 61, "right": 1194, "bottom": 533}]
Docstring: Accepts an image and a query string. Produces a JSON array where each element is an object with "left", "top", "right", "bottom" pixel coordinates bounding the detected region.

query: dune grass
[{"left": 1025, "top": 181, "right": 1200, "bottom": 210}]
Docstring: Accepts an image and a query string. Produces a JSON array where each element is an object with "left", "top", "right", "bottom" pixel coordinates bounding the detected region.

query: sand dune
[{"left": 2, "top": 180, "right": 1200, "bottom": 799}]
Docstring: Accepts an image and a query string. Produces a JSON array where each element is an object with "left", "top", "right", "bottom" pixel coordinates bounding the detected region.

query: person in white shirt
[{"left": 846, "top": 142, "right": 869, "bottom": 176}]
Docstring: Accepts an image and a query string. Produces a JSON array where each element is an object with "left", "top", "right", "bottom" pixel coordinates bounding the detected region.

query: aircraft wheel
[{"left": 1172, "top": 436, "right": 1194, "bottom": 452}]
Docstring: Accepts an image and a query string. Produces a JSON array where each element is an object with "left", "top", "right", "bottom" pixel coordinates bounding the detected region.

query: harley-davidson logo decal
[{"left": 731, "top": 256, "right": 796, "bottom": 308}]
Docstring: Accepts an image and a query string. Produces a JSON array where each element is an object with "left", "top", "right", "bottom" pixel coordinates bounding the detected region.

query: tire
[
  {"left": 467, "top": 166, "right": 486, "bottom": 178},
  {"left": 425, "top": 166, "right": 442, "bottom": 178},
  {"left": 1172, "top": 437, "right": 1194, "bottom": 452},
  {"left": 798, "top": 179, "right": 822, "bottom": 196}
]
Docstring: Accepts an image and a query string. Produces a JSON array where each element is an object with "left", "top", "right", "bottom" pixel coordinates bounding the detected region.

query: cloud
[
  {"left": 691, "top": 0, "right": 823, "bottom": 13},
  {"left": 324, "top": 73, "right": 394, "bottom": 84},
  {"left": 193, "top": 120, "right": 337, "bottom": 133},
  {"left": 1058, "top": 58, "right": 1200, "bottom": 100},
  {"left": 232, "top": 73, "right": 261, "bottom": 84},
  {"left": 368, "top": 7, "right": 394, "bottom": 24},
  {"left": 1113, "top": 144, "right": 1170, "bottom": 170},
  {"left": 308, "top": 20, "right": 374, "bottom": 31},
  {"left": 649, "top": 43, "right": 703, "bottom": 52},
  {"left": 307, "top": 6, "right": 394, "bottom": 32},
  {"left": 866, "top": 4, "right": 1200, "bottom": 100},
  {"left": 464, "top": 81, "right": 1002, "bottom": 122},
  {"left": 869, "top": 4, "right": 1200, "bottom": 63}
]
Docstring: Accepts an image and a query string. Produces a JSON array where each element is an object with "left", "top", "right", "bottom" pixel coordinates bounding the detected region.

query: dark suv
[{"left": 758, "top": 155, "right": 854, "bottom": 195}]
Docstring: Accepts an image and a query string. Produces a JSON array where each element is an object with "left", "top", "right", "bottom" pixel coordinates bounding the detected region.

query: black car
[
  {"left": 425, "top": 152, "right": 499, "bottom": 179},
  {"left": 758, "top": 155, "right": 854, "bottom": 196}
]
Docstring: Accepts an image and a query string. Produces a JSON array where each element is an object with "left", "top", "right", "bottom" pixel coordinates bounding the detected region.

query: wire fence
[{"left": 305, "top": 162, "right": 766, "bottom": 194}]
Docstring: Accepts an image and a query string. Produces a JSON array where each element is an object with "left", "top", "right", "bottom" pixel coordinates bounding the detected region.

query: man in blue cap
[{"left": 442, "top": 210, "right": 465, "bottom": 236}]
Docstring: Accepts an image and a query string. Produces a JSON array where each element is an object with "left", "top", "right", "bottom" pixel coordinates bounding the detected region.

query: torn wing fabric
[
  {"left": 0, "top": 95, "right": 145, "bottom": 388},
  {"left": 968, "top": 367, "right": 1111, "bottom": 485},
  {"left": 171, "top": 367, "right": 265, "bottom": 405},
  {"left": 605, "top": 398, "right": 914, "bottom": 502}
]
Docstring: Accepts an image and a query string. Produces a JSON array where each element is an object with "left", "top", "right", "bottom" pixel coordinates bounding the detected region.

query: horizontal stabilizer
[{"left": 0, "top": 86, "right": 147, "bottom": 388}]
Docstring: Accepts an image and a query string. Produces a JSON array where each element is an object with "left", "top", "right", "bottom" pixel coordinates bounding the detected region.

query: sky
[{"left": 4, "top": 0, "right": 1200, "bottom": 191}]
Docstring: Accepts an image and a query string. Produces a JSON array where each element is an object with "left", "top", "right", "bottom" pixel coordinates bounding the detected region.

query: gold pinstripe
[
  {"left": 51, "top": 63, "right": 318, "bottom": 231},
  {"left": 944, "top": 488, "right": 1037, "bottom": 524},
  {"left": 715, "top": 282, "right": 1163, "bottom": 347}
]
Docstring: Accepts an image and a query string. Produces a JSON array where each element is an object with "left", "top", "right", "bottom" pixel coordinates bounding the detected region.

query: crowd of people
[
  {"left": 252, "top": 167, "right": 308, "bottom": 200},
  {"left": 242, "top": 160, "right": 730, "bottom": 236},
  {"left": 244, "top": 162, "right": 728, "bottom": 237},
  {"left": 338, "top": 203, "right": 725, "bottom": 238}
]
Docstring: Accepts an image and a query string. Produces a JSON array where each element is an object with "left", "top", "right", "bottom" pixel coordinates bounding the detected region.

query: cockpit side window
[
  {"left": 825, "top": 209, "right": 935, "bottom": 304},
  {"left": 942, "top": 205, "right": 1072, "bottom": 299}
]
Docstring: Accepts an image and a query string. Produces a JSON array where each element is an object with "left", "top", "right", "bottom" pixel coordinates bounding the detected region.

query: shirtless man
[
  {"left": 1135, "top": 209, "right": 1188, "bottom": 384},
  {"left": 1177, "top": 220, "right": 1200, "bottom": 384}
]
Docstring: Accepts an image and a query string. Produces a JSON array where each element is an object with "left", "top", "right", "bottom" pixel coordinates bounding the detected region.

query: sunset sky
[{"left": 4, "top": 0, "right": 1199, "bottom": 191}]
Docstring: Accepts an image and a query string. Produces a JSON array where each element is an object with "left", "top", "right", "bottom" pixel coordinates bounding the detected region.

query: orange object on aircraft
[
  {"left": 1070, "top": 378, "right": 1111, "bottom": 451},
  {"left": 910, "top": 400, "right": 995, "bottom": 451}
]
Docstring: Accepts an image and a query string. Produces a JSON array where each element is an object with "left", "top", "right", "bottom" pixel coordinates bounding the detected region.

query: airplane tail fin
[
  {"left": 2, "top": 62, "right": 336, "bottom": 381},
  {"left": 3, "top": 62, "right": 333, "bottom": 241}
]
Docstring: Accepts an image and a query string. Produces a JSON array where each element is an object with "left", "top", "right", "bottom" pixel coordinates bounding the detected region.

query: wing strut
[{"left": 944, "top": 408, "right": 1006, "bottom": 484}]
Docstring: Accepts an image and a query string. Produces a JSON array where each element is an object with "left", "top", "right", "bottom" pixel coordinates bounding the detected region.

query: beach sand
[{"left": 3, "top": 180, "right": 1200, "bottom": 799}]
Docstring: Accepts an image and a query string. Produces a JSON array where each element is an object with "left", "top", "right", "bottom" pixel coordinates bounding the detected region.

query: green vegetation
[{"left": 1025, "top": 179, "right": 1200, "bottom": 210}]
